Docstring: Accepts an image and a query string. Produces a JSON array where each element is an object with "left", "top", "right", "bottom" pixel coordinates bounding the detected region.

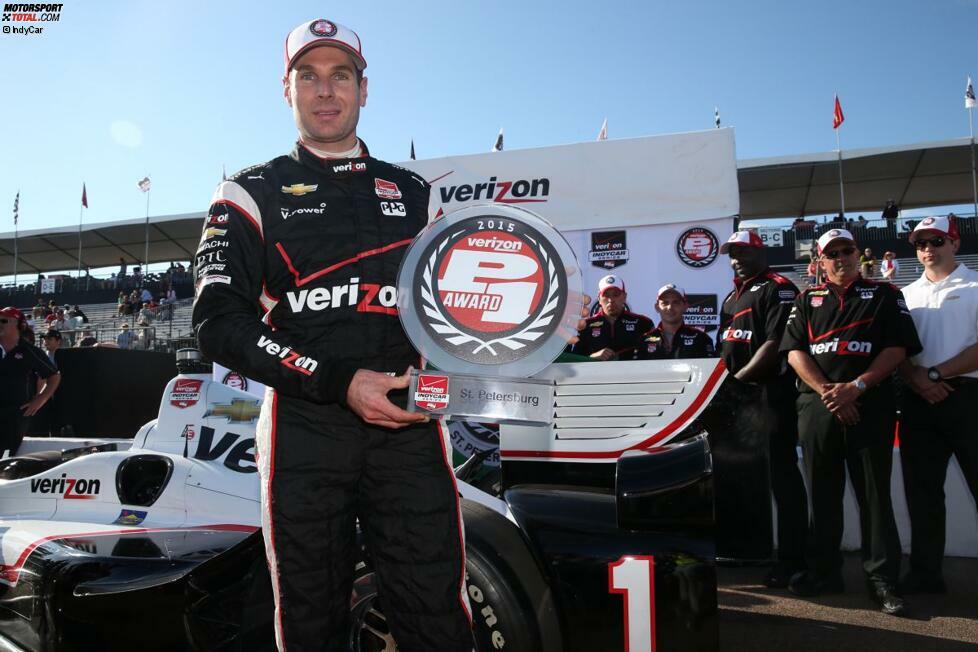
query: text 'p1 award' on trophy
[{"left": 397, "top": 204, "right": 583, "bottom": 425}]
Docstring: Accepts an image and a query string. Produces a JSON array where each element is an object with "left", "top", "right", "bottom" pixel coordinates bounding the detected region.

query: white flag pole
[
  {"left": 77, "top": 197, "right": 83, "bottom": 279},
  {"left": 144, "top": 184, "right": 151, "bottom": 275},
  {"left": 836, "top": 126, "right": 846, "bottom": 217},
  {"left": 970, "top": 102, "right": 977, "bottom": 221}
]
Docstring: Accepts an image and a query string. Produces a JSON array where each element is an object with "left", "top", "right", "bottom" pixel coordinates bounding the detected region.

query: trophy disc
[{"left": 397, "top": 204, "right": 583, "bottom": 378}]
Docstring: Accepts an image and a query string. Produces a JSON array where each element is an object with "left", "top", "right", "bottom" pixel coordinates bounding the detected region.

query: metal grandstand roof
[
  {"left": 0, "top": 211, "right": 205, "bottom": 276},
  {"left": 739, "top": 137, "right": 977, "bottom": 219},
  {"left": 2, "top": 137, "right": 975, "bottom": 275}
]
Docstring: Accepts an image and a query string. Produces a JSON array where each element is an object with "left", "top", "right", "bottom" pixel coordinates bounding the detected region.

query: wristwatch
[
  {"left": 852, "top": 378, "right": 867, "bottom": 392},
  {"left": 927, "top": 367, "right": 943, "bottom": 382}
]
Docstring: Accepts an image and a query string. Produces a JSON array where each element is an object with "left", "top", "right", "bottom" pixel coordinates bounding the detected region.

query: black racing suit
[
  {"left": 780, "top": 277, "right": 921, "bottom": 586},
  {"left": 571, "top": 310, "right": 653, "bottom": 359},
  {"left": 634, "top": 323, "right": 715, "bottom": 359},
  {"left": 191, "top": 142, "right": 471, "bottom": 652},
  {"left": 718, "top": 269, "right": 808, "bottom": 569}
]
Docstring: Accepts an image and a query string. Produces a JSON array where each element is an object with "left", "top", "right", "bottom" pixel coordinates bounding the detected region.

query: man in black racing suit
[{"left": 191, "top": 18, "right": 471, "bottom": 652}]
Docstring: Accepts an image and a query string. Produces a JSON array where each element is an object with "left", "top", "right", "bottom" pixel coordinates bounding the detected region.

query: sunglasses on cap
[
  {"left": 913, "top": 236, "right": 947, "bottom": 250},
  {"left": 822, "top": 246, "right": 857, "bottom": 259}
]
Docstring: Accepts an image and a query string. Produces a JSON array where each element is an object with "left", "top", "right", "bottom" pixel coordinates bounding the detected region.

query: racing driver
[{"left": 191, "top": 19, "right": 471, "bottom": 651}]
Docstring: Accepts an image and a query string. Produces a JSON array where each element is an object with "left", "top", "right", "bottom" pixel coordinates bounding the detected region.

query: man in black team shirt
[
  {"left": 780, "top": 228, "right": 921, "bottom": 616},
  {"left": 636, "top": 284, "right": 714, "bottom": 359},
  {"left": 572, "top": 274, "right": 652, "bottom": 360},
  {"left": 0, "top": 307, "right": 60, "bottom": 458},
  {"left": 717, "top": 230, "right": 808, "bottom": 588}
]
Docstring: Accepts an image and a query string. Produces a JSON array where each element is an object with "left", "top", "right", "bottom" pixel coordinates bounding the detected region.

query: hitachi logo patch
[
  {"left": 439, "top": 176, "right": 550, "bottom": 204},
  {"left": 30, "top": 474, "right": 100, "bottom": 499},
  {"left": 256, "top": 335, "right": 319, "bottom": 375},
  {"left": 809, "top": 339, "right": 873, "bottom": 356}
]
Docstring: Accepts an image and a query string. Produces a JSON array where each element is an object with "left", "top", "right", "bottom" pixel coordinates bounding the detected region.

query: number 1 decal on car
[{"left": 608, "top": 556, "right": 656, "bottom": 652}]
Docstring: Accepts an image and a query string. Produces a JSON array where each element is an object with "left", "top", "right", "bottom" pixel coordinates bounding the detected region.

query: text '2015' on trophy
[{"left": 397, "top": 204, "right": 583, "bottom": 425}]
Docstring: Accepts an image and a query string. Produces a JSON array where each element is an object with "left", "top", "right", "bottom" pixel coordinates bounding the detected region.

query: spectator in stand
[
  {"left": 856, "top": 215, "right": 868, "bottom": 228},
  {"left": 68, "top": 305, "right": 88, "bottom": 324},
  {"left": 117, "top": 257, "right": 127, "bottom": 286},
  {"left": 0, "top": 307, "right": 60, "bottom": 457},
  {"left": 718, "top": 230, "right": 808, "bottom": 589},
  {"left": 31, "top": 299, "right": 46, "bottom": 321},
  {"left": 140, "top": 287, "right": 153, "bottom": 304},
  {"left": 882, "top": 199, "right": 899, "bottom": 224},
  {"left": 41, "top": 329, "right": 62, "bottom": 363},
  {"left": 635, "top": 284, "right": 714, "bottom": 359},
  {"left": 806, "top": 256, "right": 819, "bottom": 286},
  {"left": 859, "top": 248, "right": 877, "bottom": 278},
  {"left": 117, "top": 291, "right": 127, "bottom": 317},
  {"left": 128, "top": 289, "right": 141, "bottom": 316},
  {"left": 781, "top": 228, "right": 920, "bottom": 616},
  {"left": 116, "top": 323, "right": 135, "bottom": 350},
  {"left": 76, "top": 330, "right": 98, "bottom": 347},
  {"left": 898, "top": 215, "right": 978, "bottom": 595},
  {"left": 570, "top": 275, "right": 652, "bottom": 360},
  {"left": 138, "top": 302, "right": 156, "bottom": 327},
  {"left": 880, "top": 251, "right": 899, "bottom": 281},
  {"left": 133, "top": 266, "right": 142, "bottom": 287}
]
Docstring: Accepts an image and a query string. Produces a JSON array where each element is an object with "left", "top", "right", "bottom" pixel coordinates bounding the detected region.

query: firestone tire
[{"left": 349, "top": 546, "right": 542, "bottom": 652}]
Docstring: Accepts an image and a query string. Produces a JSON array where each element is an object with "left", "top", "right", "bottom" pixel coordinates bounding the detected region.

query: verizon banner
[{"left": 404, "top": 129, "right": 739, "bottom": 331}]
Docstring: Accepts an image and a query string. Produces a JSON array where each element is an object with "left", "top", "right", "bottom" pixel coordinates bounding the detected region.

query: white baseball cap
[
  {"left": 816, "top": 228, "right": 855, "bottom": 254},
  {"left": 598, "top": 274, "right": 626, "bottom": 296},
  {"left": 719, "top": 230, "right": 764, "bottom": 254},
  {"left": 909, "top": 215, "right": 959, "bottom": 242},
  {"left": 656, "top": 284, "right": 687, "bottom": 300},
  {"left": 285, "top": 19, "right": 367, "bottom": 75}
]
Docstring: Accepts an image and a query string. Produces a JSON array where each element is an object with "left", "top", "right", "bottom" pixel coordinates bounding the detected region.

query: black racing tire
[{"left": 349, "top": 546, "right": 542, "bottom": 652}]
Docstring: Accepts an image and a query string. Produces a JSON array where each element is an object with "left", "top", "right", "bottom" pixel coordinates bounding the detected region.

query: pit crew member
[
  {"left": 191, "top": 19, "right": 472, "bottom": 651},
  {"left": 0, "top": 307, "right": 60, "bottom": 457},
  {"left": 898, "top": 215, "right": 978, "bottom": 594},
  {"left": 717, "top": 230, "right": 808, "bottom": 588},
  {"left": 780, "top": 228, "right": 920, "bottom": 616},
  {"left": 572, "top": 274, "right": 652, "bottom": 360},
  {"left": 635, "top": 284, "right": 714, "bottom": 359}
]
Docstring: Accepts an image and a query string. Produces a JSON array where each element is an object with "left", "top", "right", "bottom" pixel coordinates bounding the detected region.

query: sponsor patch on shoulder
[
  {"left": 779, "top": 289, "right": 796, "bottom": 300},
  {"left": 810, "top": 296, "right": 824, "bottom": 307},
  {"left": 197, "top": 275, "right": 232, "bottom": 290}
]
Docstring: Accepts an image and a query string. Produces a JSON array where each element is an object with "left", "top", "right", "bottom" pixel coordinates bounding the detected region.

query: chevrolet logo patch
[
  {"left": 281, "top": 183, "right": 318, "bottom": 196},
  {"left": 202, "top": 227, "right": 227, "bottom": 240},
  {"left": 204, "top": 399, "right": 262, "bottom": 423}
]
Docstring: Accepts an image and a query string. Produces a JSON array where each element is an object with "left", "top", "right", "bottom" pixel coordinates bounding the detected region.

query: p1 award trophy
[{"left": 397, "top": 204, "right": 583, "bottom": 425}]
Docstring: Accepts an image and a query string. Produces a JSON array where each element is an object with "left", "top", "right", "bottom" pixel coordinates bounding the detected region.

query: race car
[{"left": 0, "top": 352, "right": 770, "bottom": 651}]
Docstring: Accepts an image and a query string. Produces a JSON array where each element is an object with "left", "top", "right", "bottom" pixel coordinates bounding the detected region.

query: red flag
[
  {"left": 832, "top": 95, "right": 845, "bottom": 129},
  {"left": 81, "top": 183, "right": 88, "bottom": 208}
]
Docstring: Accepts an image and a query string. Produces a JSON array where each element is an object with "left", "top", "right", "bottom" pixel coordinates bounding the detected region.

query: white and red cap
[
  {"left": 656, "top": 283, "right": 687, "bottom": 300},
  {"left": 909, "top": 215, "right": 959, "bottom": 242},
  {"left": 719, "top": 230, "right": 764, "bottom": 254},
  {"left": 285, "top": 19, "right": 367, "bottom": 76},
  {"left": 816, "top": 228, "right": 855, "bottom": 254},
  {"left": 598, "top": 274, "right": 626, "bottom": 296}
]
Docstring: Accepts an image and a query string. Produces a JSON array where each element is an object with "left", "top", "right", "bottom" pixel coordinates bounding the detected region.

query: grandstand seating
[{"left": 24, "top": 298, "right": 195, "bottom": 352}]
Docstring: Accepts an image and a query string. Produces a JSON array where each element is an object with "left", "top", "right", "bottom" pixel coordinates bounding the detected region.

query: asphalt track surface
[{"left": 718, "top": 555, "right": 978, "bottom": 651}]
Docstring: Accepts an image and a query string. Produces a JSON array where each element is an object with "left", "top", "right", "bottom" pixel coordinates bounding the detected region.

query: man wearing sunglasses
[
  {"left": 0, "top": 307, "right": 60, "bottom": 458},
  {"left": 780, "top": 228, "right": 921, "bottom": 616},
  {"left": 898, "top": 215, "right": 978, "bottom": 595}
]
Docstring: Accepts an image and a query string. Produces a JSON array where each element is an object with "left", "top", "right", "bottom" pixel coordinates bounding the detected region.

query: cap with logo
[
  {"left": 285, "top": 19, "right": 366, "bottom": 75},
  {"left": 816, "top": 228, "right": 856, "bottom": 254},
  {"left": 598, "top": 275, "right": 626, "bottom": 296},
  {"left": 656, "top": 283, "right": 687, "bottom": 300},
  {"left": 719, "top": 230, "right": 764, "bottom": 254},
  {"left": 909, "top": 215, "right": 959, "bottom": 243}
]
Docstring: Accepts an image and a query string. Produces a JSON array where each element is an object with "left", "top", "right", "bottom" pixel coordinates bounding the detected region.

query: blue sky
[{"left": 1, "top": 0, "right": 976, "bottom": 235}]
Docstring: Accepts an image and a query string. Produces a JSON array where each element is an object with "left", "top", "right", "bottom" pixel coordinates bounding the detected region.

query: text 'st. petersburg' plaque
[{"left": 397, "top": 204, "right": 583, "bottom": 423}]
